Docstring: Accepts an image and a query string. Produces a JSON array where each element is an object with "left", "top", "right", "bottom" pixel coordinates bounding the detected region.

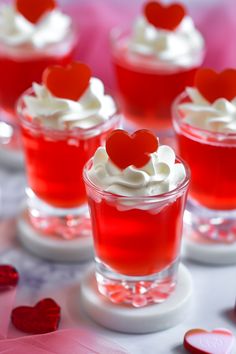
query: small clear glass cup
[
  {"left": 83, "top": 158, "right": 190, "bottom": 307},
  {"left": 173, "top": 92, "right": 236, "bottom": 243},
  {"left": 111, "top": 27, "right": 205, "bottom": 136},
  {"left": 17, "top": 88, "right": 121, "bottom": 240},
  {"left": 0, "top": 23, "right": 77, "bottom": 154}
]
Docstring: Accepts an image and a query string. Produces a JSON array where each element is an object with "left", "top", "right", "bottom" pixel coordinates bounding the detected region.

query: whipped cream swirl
[
  {"left": 24, "top": 79, "right": 116, "bottom": 130},
  {"left": 0, "top": 4, "right": 71, "bottom": 48},
  {"left": 128, "top": 16, "right": 204, "bottom": 68},
  {"left": 179, "top": 88, "right": 236, "bottom": 133},
  {"left": 88, "top": 145, "right": 186, "bottom": 197}
]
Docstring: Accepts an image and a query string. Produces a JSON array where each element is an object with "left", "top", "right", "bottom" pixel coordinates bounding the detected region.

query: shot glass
[
  {"left": 0, "top": 23, "right": 77, "bottom": 152},
  {"left": 111, "top": 28, "right": 205, "bottom": 132},
  {"left": 83, "top": 157, "right": 190, "bottom": 307},
  {"left": 173, "top": 92, "right": 236, "bottom": 242},
  {"left": 17, "top": 88, "right": 120, "bottom": 239}
]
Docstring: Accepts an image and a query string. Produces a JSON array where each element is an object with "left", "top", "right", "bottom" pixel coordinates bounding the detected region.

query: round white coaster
[
  {"left": 183, "top": 232, "right": 236, "bottom": 265},
  {"left": 80, "top": 264, "right": 192, "bottom": 333},
  {"left": 0, "top": 146, "right": 24, "bottom": 169},
  {"left": 17, "top": 213, "right": 94, "bottom": 262}
]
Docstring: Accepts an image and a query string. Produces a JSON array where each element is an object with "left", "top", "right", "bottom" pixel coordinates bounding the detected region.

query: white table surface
[{"left": 0, "top": 166, "right": 236, "bottom": 354}]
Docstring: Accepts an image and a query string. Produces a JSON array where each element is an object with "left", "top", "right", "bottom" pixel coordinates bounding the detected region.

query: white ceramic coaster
[
  {"left": 183, "top": 230, "right": 236, "bottom": 265},
  {"left": 0, "top": 146, "right": 24, "bottom": 169},
  {"left": 17, "top": 212, "right": 94, "bottom": 262},
  {"left": 80, "top": 264, "right": 192, "bottom": 333}
]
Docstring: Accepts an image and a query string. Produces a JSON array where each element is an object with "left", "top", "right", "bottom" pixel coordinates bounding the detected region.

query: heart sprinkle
[
  {"left": 184, "top": 328, "right": 235, "bottom": 354},
  {"left": 144, "top": 1, "right": 186, "bottom": 31},
  {"left": 195, "top": 68, "right": 236, "bottom": 104},
  {"left": 12, "top": 298, "right": 61, "bottom": 334},
  {"left": 43, "top": 62, "right": 91, "bottom": 101},
  {"left": 0, "top": 265, "right": 19, "bottom": 290},
  {"left": 16, "top": 0, "right": 57, "bottom": 24},
  {"left": 106, "top": 129, "right": 159, "bottom": 170}
]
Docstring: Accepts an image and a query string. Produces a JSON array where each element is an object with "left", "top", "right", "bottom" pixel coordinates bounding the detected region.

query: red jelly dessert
[
  {"left": 18, "top": 62, "right": 119, "bottom": 209},
  {"left": 173, "top": 69, "right": 236, "bottom": 210},
  {"left": 84, "top": 129, "right": 189, "bottom": 306},
  {"left": 111, "top": 1, "right": 205, "bottom": 129},
  {"left": 0, "top": 0, "right": 76, "bottom": 121}
]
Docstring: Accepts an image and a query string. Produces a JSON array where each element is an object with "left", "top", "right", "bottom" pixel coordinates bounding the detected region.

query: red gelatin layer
[
  {"left": 0, "top": 43, "right": 75, "bottom": 120},
  {"left": 176, "top": 128, "right": 236, "bottom": 210},
  {"left": 112, "top": 44, "right": 200, "bottom": 129},
  {"left": 87, "top": 194, "right": 186, "bottom": 276},
  {"left": 22, "top": 127, "right": 115, "bottom": 208}
]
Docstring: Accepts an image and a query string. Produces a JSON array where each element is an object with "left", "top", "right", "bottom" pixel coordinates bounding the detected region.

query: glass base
[
  {"left": 81, "top": 264, "right": 192, "bottom": 332},
  {"left": 185, "top": 198, "right": 236, "bottom": 243},
  {"left": 26, "top": 188, "right": 92, "bottom": 240},
  {"left": 0, "top": 111, "right": 22, "bottom": 151},
  {"left": 95, "top": 259, "right": 178, "bottom": 307}
]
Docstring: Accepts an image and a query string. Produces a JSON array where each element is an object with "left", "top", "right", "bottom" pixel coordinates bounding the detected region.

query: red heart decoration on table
[
  {"left": 106, "top": 129, "right": 159, "bottom": 170},
  {"left": 0, "top": 265, "right": 19, "bottom": 290},
  {"left": 16, "top": 0, "right": 57, "bottom": 24},
  {"left": 184, "top": 328, "right": 235, "bottom": 354},
  {"left": 11, "top": 298, "right": 61, "bottom": 334},
  {"left": 43, "top": 62, "right": 91, "bottom": 101},
  {"left": 144, "top": 1, "right": 186, "bottom": 31},
  {"left": 195, "top": 69, "right": 236, "bottom": 103}
]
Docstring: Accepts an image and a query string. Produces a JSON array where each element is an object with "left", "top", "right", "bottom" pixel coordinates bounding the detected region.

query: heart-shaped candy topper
[
  {"left": 195, "top": 68, "right": 236, "bottom": 103},
  {"left": 43, "top": 62, "right": 91, "bottom": 101},
  {"left": 16, "top": 0, "right": 57, "bottom": 24},
  {"left": 0, "top": 265, "right": 19, "bottom": 290},
  {"left": 144, "top": 1, "right": 186, "bottom": 31},
  {"left": 184, "top": 328, "right": 235, "bottom": 354},
  {"left": 12, "top": 298, "right": 61, "bottom": 334},
  {"left": 106, "top": 129, "right": 159, "bottom": 170}
]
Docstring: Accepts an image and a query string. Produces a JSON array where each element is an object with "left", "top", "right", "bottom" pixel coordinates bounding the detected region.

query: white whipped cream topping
[
  {"left": 24, "top": 79, "right": 116, "bottom": 130},
  {"left": 179, "top": 87, "right": 236, "bottom": 133},
  {"left": 0, "top": 4, "right": 71, "bottom": 48},
  {"left": 88, "top": 145, "right": 186, "bottom": 198},
  {"left": 128, "top": 16, "right": 204, "bottom": 68}
]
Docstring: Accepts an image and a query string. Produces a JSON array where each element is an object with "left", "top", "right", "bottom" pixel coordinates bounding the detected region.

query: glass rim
[
  {"left": 16, "top": 87, "right": 121, "bottom": 137},
  {"left": 110, "top": 25, "right": 206, "bottom": 63},
  {"left": 172, "top": 91, "right": 236, "bottom": 139},
  {"left": 83, "top": 155, "right": 190, "bottom": 201}
]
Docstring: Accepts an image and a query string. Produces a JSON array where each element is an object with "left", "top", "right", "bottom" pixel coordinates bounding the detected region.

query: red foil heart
[
  {"left": 106, "top": 129, "right": 159, "bottom": 170},
  {"left": 11, "top": 298, "right": 61, "bottom": 334},
  {"left": 144, "top": 1, "right": 186, "bottom": 31},
  {"left": 195, "top": 68, "right": 236, "bottom": 103},
  {"left": 43, "top": 62, "right": 91, "bottom": 101},
  {"left": 16, "top": 0, "right": 57, "bottom": 24},
  {"left": 0, "top": 265, "right": 19, "bottom": 290}
]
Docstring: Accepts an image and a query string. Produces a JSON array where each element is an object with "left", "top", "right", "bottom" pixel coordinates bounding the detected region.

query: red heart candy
[
  {"left": 0, "top": 265, "right": 19, "bottom": 290},
  {"left": 106, "top": 129, "right": 159, "bottom": 170},
  {"left": 16, "top": 0, "right": 57, "bottom": 24},
  {"left": 184, "top": 328, "right": 235, "bottom": 354},
  {"left": 144, "top": 1, "right": 186, "bottom": 31},
  {"left": 195, "top": 68, "right": 236, "bottom": 103},
  {"left": 43, "top": 62, "right": 91, "bottom": 101},
  {"left": 11, "top": 298, "right": 61, "bottom": 334}
]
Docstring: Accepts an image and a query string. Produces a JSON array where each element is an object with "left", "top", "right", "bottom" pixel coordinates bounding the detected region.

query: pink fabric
[
  {"left": 0, "top": 289, "right": 17, "bottom": 339},
  {"left": 0, "top": 328, "right": 129, "bottom": 354}
]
